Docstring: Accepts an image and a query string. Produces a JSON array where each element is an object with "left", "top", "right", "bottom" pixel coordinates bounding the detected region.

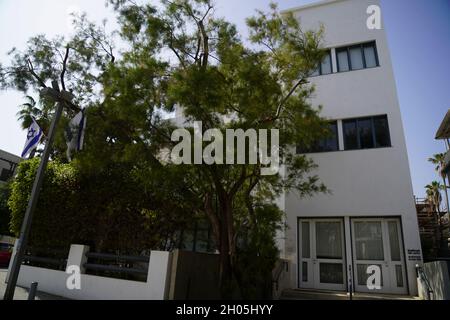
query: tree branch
[
  {"left": 60, "top": 46, "right": 70, "bottom": 91},
  {"left": 26, "top": 59, "right": 46, "bottom": 88}
]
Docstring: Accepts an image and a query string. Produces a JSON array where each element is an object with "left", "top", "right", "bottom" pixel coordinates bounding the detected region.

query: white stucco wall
[
  {"left": 0, "top": 149, "right": 21, "bottom": 184},
  {"left": 282, "top": 0, "right": 422, "bottom": 295},
  {"left": 8, "top": 244, "right": 173, "bottom": 300}
]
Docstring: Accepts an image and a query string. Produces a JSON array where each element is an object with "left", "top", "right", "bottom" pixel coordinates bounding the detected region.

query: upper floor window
[
  {"left": 336, "top": 41, "right": 379, "bottom": 72},
  {"left": 297, "top": 121, "right": 339, "bottom": 154},
  {"left": 311, "top": 50, "right": 333, "bottom": 76},
  {"left": 0, "top": 168, "right": 13, "bottom": 182},
  {"left": 343, "top": 115, "right": 391, "bottom": 150}
]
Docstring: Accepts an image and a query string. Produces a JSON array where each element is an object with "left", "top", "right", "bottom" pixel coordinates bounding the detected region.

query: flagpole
[{"left": 3, "top": 82, "right": 65, "bottom": 300}]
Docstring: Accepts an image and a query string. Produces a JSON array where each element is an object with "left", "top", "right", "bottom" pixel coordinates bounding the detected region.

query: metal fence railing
[
  {"left": 23, "top": 247, "right": 68, "bottom": 271},
  {"left": 84, "top": 252, "right": 150, "bottom": 282},
  {"left": 416, "top": 264, "right": 434, "bottom": 300}
]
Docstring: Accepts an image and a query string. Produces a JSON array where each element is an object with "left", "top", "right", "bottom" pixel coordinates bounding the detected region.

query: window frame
[
  {"left": 343, "top": 115, "right": 391, "bottom": 151},
  {"left": 311, "top": 50, "right": 333, "bottom": 77},
  {"left": 336, "top": 41, "right": 379, "bottom": 73},
  {"left": 297, "top": 120, "right": 340, "bottom": 154}
]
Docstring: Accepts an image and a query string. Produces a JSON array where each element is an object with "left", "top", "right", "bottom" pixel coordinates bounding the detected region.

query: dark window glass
[
  {"left": 343, "top": 120, "right": 358, "bottom": 150},
  {"left": 344, "top": 115, "right": 390, "bottom": 150},
  {"left": 337, "top": 41, "right": 378, "bottom": 72},
  {"left": 297, "top": 121, "right": 339, "bottom": 153},
  {"left": 374, "top": 115, "right": 391, "bottom": 147},
  {"left": 349, "top": 46, "right": 364, "bottom": 70},
  {"left": 311, "top": 50, "right": 332, "bottom": 76},
  {"left": 0, "top": 168, "right": 13, "bottom": 182},
  {"left": 358, "top": 118, "right": 375, "bottom": 149},
  {"left": 364, "top": 43, "right": 378, "bottom": 68},
  {"left": 319, "top": 121, "right": 339, "bottom": 151},
  {"left": 337, "top": 49, "right": 349, "bottom": 72},
  {"left": 311, "top": 67, "right": 320, "bottom": 77},
  {"left": 321, "top": 51, "right": 332, "bottom": 75}
]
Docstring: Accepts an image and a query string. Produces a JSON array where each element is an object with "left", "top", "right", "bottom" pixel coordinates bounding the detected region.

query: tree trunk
[
  {"left": 218, "top": 193, "right": 236, "bottom": 298},
  {"left": 204, "top": 191, "right": 236, "bottom": 299}
]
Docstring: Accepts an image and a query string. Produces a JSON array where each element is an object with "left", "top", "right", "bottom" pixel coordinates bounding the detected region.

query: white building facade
[
  {"left": 0, "top": 149, "right": 21, "bottom": 185},
  {"left": 279, "top": 0, "right": 422, "bottom": 296}
]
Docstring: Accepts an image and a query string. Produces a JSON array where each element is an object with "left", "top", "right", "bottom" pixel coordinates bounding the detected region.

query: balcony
[
  {"left": 443, "top": 151, "right": 450, "bottom": 177},
  {"left": 435, "top": 109, "right": 450, "bottom": 176}
]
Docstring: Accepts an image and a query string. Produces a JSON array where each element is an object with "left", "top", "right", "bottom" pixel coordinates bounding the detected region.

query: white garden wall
[{"left": 7, "top": 243, "right": 172, "bottom": 300}]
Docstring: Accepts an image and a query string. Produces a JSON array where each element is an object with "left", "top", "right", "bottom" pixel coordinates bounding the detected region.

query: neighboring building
[
  {"left": 415, "top": 198, "right": 442, "bottom": 261},
  {"left": 435, "top": 109, "right": 450, "bottom": 177},
  {"left": 278, "top": 0, "right": 422, "bottom": 296},
  {"left": 434, "top": 109, "right": 450, "bottom": 253},
  {"left": 0, "top": 149, "right": 21, "bottom": 184}
]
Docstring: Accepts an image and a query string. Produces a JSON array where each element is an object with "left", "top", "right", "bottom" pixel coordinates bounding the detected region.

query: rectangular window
[
  {"left": 297, "top": 121, "right": 339, "bottom": 153},
  {"left": 349, "top": 46, "right": 364, "bottom": 70},
  {"left": 358, "top": 118, "right": 375, "bottom": 149},
  {"left": 301, "top": 222, "right": 310, "bottom": 258},
  {"left": 343, "top": 120, "right": 358, "bottom": 150},
  {"left": 374, "top": 115, "right": 392, "bottom": 147},
  {"left": 337, "top": 49, "right": 349, "bottom": 72},
  {"left": 311, "top": 50, "right": 333, "bottom": 76},
  {"left": 337, "top": 41, "right": 379, "bottom": 72},
  {"left": 364, "top": 42, "right": 378, "bottom": 68},
  {"left": 321, "top": 51, "right": 332, "bottom": 75},
  {"left": 343, "top": 115, "right": 391, "bottom": 150},
  {"left": 0, "top": 168, "right": 13, "bottom": 182}
]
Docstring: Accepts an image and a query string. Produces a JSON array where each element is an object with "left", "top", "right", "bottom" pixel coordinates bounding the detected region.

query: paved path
[
  {"left": 281, "top": 289, "right": 421, "bottom": 300},
  {"left": 0, "top": 268, "right": 68, "bottom": 300}
]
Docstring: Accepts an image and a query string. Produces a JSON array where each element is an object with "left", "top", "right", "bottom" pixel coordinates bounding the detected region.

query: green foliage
[
  {"left": 9, "top": 159, "right": 80, "bottom": 249},
  {"left": 8, "top": 158, "right": 191, "bottom": 252},
  {"left": 425, "top": 181, "right": 444, "bottom": 213},
  {"left": 428, "top": 153, "right": 446, "bottom": 175},
  {"left": 2, "top": 0, "right": 332, "bottom": 297},
  {"left": 234, "top": 203, "right": 284, "bottom": 299}
]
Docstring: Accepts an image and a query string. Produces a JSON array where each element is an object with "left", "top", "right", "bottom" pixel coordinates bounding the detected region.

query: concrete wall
[
  {"left": 8, "top": 243, "right": 172, "bottom": 300},
  {"left": 272, "top": 260, "right": 291, "bottom": 300},
  {"left": 422, "top": 261, "right": 450, "bottom": 300},
  {"left": 282, "top": 0, "right": 422, "bottom": 295}
]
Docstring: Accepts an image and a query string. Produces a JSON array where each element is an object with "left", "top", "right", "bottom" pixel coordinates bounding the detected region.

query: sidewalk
[{"left": 0, "top": 268, "right": 68, "bottom": 300}]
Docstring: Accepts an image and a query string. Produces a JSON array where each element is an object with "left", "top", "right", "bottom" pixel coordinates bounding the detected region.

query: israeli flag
[
  {"left": 21, "top": 117, "right": 43, "bottom": 158},
  {"left": 65, "top": 109, "right": 86, "bottom": 161}
]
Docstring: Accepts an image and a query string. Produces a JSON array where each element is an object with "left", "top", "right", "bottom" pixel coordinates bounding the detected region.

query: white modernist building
[
  {"left": 278, "top": 0, "right": 422, "bottom": 296},
  {"left": 0, "top": 149, "right": 21, "bottom": 185}
]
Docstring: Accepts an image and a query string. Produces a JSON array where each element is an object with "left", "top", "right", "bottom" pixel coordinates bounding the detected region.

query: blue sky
[{"left": 0, "top": 0, "right": 449, "bottom": 198}]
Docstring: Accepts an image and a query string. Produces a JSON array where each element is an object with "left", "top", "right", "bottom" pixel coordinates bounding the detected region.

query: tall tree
[
  {"left": 429, "top": 153, "right": 450, "bottom": 214},
  {"left": 106, "top": 0, "right": 329, "bottom": 296},
  {"left": 1, "top": 0, "right": 330, "bottom": 297},
  {"left": 425, "top": 181, "right": 443, "bottom": 215}
]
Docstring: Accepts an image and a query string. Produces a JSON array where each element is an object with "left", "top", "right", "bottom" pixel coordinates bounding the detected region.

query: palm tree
[
  {"left": 425, "top": 181, "right": 443, "bottom": 215},
  {"left": 16, "top": 96, "right": 50, "bottom": 158},
  {"left": 16, "top": 96, "right": 42, "bottom": 129},
  {"left": 428, "top": 153, "right": 450, "bottom": 214}
]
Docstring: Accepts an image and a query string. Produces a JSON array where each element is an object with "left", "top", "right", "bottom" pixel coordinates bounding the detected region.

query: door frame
[
  {"left": 297, "top": 217, "right": 347, "bottom": 291},
  {"left": 349, "top": 217, "right": 408, "bottom": 295}
]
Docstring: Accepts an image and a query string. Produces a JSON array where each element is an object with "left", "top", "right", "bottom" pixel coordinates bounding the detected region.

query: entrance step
[{"left": 280, "top": 289, "right": 420, "bottom": 300}]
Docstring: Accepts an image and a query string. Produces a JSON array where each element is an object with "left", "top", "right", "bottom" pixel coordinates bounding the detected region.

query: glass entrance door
[
  {"left": 351, "top": 218, "right": 407, "bottom": 294},
  {"left": 299, "top": 219, "right": 346, "bottom": 291}
]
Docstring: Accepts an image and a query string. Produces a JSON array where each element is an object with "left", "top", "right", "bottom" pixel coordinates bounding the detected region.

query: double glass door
[
  {"left": 351, "top": 218, "right": 407, "bottom": 294},
  {"left": 299, "top": 219, "right": 346, "bottom": 291},
  {"left": 299, "top": 218, "right": 408, "bottom": 294}
]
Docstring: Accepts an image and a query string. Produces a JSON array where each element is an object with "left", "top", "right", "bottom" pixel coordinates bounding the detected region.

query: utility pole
[{"left": 3, "top": 81, "right": 73, "bottom": 300}]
